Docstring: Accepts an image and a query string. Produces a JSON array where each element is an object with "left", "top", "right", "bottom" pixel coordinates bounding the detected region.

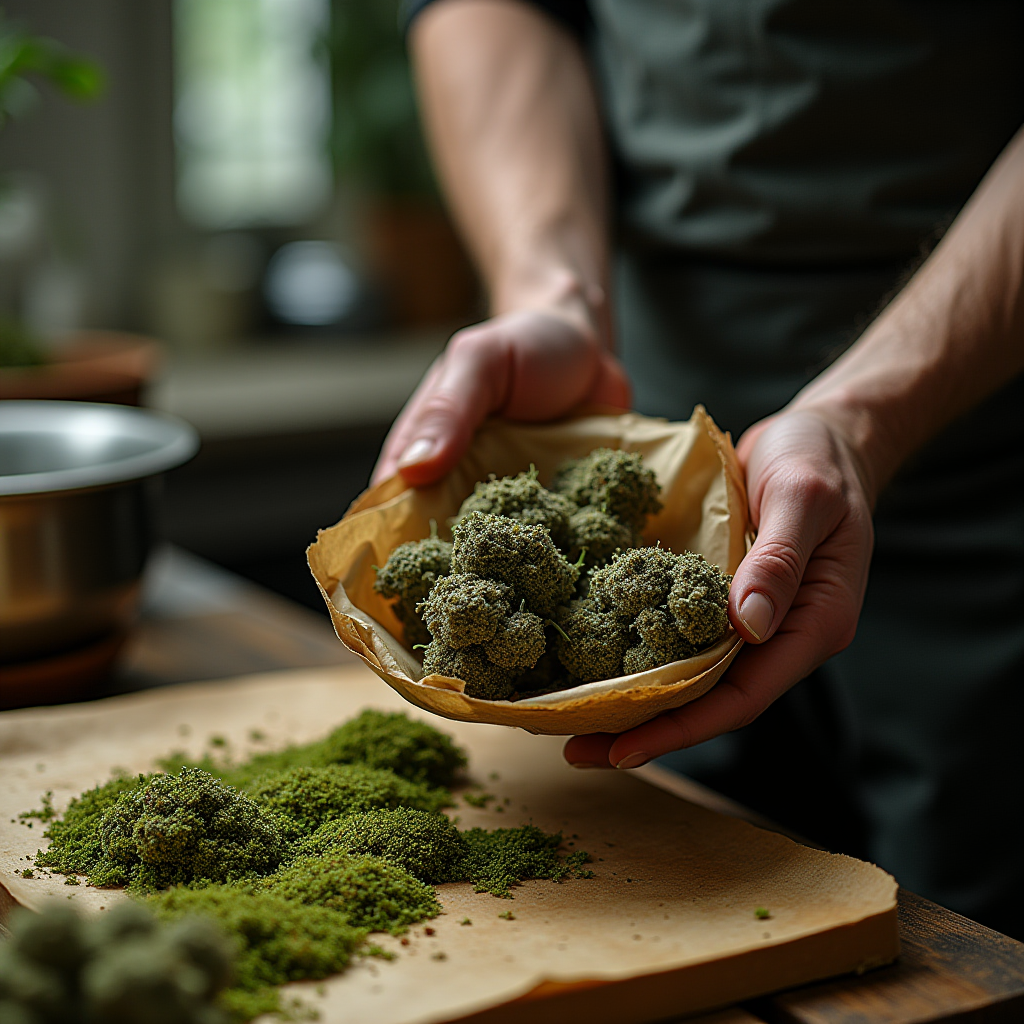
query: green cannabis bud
[
  {"left": 456, "top": 466, "right": 578, "bottom": 548},
  {"left": 553, "top": 600, "right": 631, "bottom": 682},
  {"left": 589, "top": 546, "right": 679, "bottom": 620},
  {"left": 667, "top": 551, "right": 732, "bottom": 648},
  {"left": 420, "top": 572, "right": 515, "bottom": 648},
  {"left": 565, "top": 505, "right": 642, "bottom": 568},
  {"left": 551, "top": 448, "right": 662, "bottom": 530},
  {"left": 452, "top": 511, "right": 578, "bottom": 617},
  {"left": 374, "top": 535, "right": 453, "bottom": 646},
  {"left": 422, "top": 639, "right": 518, "bottom": 701},
  {"left": 419, "top": 574, "right": 546, "bottom": 692},
  {"left": 623, "top": 606, "right": 694, "bottom": 674}
]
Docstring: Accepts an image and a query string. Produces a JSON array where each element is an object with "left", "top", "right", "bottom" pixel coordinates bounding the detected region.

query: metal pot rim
[{"left": 0, "top": 400, "right": 199, "bottom": 496}]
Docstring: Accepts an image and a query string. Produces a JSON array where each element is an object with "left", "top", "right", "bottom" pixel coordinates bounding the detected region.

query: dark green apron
[{"left": 584, "top": 0, "right": 1024, "bottom": 936}]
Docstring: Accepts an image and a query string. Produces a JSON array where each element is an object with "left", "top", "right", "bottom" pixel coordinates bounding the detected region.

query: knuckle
[
  {"left": 776, "top": 464, "right": 843, "bottom": 508},
  {"left": 414, "top": 390, "right": 470, "bottom": 426},
  {"left": 751, "top": 538, "right": 805, "bottom": 589},
  {"left": 446, "top": 327, "right": 489, "bottom": 359}
]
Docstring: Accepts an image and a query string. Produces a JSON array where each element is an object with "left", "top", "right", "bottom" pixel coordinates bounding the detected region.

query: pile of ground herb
[
  {"left": 88, "top": 768, "right": 287, "bottom": 892},
  {"left": 263, "top": 853, "right": 441, "bottom": 934},
  {"left": 160, "top": 709, "right": 467, "bottom": 791},
  {"left": 0, "top": 901, "right": 231, "bottom": 1024},
  {"left": 244, "top": 764, "right": 451, "bottom": 836},
  {"left": 34, "top": 772, "right": 156, "bottom": 876},
  {"left": 147, "top": 886, "right": 365, "bottom": 1022},
  {"left": 463, "top": 825, "right": 595, "bottom": 897},
  {"left": 26, "top": 710, "right": 594, "bottom": 1022},
  {"left": 298, "top": 806, "right": 470, "bottom": 883}
]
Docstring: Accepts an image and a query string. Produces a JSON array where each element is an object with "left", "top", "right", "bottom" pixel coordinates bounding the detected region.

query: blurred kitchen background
[{"left": 0, "top": 0, "right": 480, "bottom": 612}]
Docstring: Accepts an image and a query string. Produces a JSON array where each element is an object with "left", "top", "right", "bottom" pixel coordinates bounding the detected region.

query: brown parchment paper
[
  {"left": 0, "top": 667, "right": 898, "bottom": 1024},
  {"left": 307, "top": 407, "right": 753, "bottom": 735}
]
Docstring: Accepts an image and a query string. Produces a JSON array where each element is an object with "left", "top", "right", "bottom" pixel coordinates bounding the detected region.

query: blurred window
[{"left": 174, "top": 0, "right": 332, "bottom": 228}]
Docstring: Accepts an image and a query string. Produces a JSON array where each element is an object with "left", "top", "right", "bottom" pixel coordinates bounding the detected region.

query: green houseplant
[
  {"left": 0, "top": 10, "right": 103, "bottom": 367},
  {"left": 0, "top": 9, "right": 160, "bottom": 404}
]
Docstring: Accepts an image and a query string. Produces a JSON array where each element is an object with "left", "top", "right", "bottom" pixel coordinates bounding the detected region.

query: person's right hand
[{"left": 372, "top": 310, "right": 632, "bottom": 488}]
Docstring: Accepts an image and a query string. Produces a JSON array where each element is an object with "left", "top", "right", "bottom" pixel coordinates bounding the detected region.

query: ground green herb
[
  {"left": 35, "top": 772, "right": 154, "bottom": 876},
  {"left": 755, "top": 906, "right": 771, "bottom": 920},
  {"left": 300, "top": 806, "right": 469, "bottom": 884},
  {"left": 498, "top": 911, "right": 515, "bottom": 920},
  {"left": 26, "top": 709, "right": 596, "bottom": 1021},
  {"left": 168, "top": 709, "right": 468, "bottom": 792},
  {"left": 264, "top": 853, "right": 440, "bottom": 934},
  {"left": 89, "top": 768, "right": 287, "bottom": 892},
  {"left": 317, "top": 709, "right": 467, "bottom": 788},
  {"left": 246, "top": 764, "right": 451, "bottom": 836},
  {"left": 463, "top": 791, "right": 496, "bottom": 808},
  {"left": 463, "top": 826, "right": 594, "bottom": 897},
  {"left": 17, "top": 790, "right": 55, "bottom": 823},
  {"left": 148, "top": 886, "right": 365, "bottom": 1022},
  {"left": 19, "top": 868, "right": 33, "bottom": 878}
]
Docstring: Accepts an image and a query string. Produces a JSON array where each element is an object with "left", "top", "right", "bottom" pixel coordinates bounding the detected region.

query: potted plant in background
[
  {"left": 329, "top": 0, "right": 479, "bottom": 328},
  {"left": 0, "top": 10, "right": 160, "bottom": 404}
]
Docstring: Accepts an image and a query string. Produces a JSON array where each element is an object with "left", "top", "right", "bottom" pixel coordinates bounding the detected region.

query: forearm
[
  {"left": 410, "top": 0, "right": 611, "bottom": 342},
  {"left": 791, "top": 126, "right": 1024, "bottom": 505}
]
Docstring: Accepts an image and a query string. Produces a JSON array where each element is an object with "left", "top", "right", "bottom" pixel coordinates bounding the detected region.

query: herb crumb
[
  {"left": 498, "top": 911, "right": 516, "bottom": 920},
  {"left": 755, "top": 907, "right": 771, "bottom": 919}
]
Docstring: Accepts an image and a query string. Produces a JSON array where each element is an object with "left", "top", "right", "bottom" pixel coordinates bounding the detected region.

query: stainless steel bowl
[{"left": 0, "top": 401, "right": 199, "bottom": 663}]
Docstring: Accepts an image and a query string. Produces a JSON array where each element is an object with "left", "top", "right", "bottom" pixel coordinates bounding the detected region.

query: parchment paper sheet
[
  {"left": 307, "top": 408, "right": 754, "bottom": 735},
  {"left": 0, "top": 666, "right": 898, "bottom": 1024}
]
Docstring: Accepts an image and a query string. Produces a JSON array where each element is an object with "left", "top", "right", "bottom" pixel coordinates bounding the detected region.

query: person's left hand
[{"left": 562, "top": 407, "right": 876, "bottom": 770}]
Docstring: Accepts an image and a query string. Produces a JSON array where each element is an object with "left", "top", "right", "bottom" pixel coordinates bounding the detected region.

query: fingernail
[
  {"left": 615, "top": 752, "right": 651, "bottom": 770},
  {"left": 398, "top": 438, "right": 437, "bottom": 468},
  {"left": 738, "top": 591, "right": 774, "bottom": 642},
  {"left": 569, "top": 762, "right": 601, "bottom": 770}
]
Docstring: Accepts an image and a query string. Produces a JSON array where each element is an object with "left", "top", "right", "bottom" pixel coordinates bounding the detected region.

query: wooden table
[{"left": 97, "top": 548, "right": 1024, "bottom": 1023}]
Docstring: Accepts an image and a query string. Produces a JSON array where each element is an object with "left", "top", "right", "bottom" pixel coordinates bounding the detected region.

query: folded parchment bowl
[{"left": 307, "top": 407, "right": 752, "bottom": 736}]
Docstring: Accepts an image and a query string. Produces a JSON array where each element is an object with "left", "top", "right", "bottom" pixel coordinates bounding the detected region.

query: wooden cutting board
[{"left": 0, "top": 666, "right": 898, "bottom": 1024}]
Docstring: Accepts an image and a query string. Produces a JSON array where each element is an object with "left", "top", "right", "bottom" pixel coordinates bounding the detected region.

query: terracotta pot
[{"left": 0, "top": 331, "right": 163, "bottom": 406}]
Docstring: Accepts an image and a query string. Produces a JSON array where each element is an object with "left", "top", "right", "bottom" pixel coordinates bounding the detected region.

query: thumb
[
  {"left": 729, "top": 479, "right": 834, "bottom": 644},
  {"left": 375, "top": 327, "right": 511, "bottom": 487}
]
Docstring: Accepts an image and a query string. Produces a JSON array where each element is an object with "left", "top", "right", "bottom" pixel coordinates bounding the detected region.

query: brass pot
[{"left": 0, "top": 401, "right": 198, "bottom": 664}]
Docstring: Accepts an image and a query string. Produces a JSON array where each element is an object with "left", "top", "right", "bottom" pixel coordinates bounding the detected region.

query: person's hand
[
  {"left": 563, "top": 407, "right": 876, "bottom": 769},
  {"left": 372, "top": 309, "right": 632, "bottom": 487}
]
